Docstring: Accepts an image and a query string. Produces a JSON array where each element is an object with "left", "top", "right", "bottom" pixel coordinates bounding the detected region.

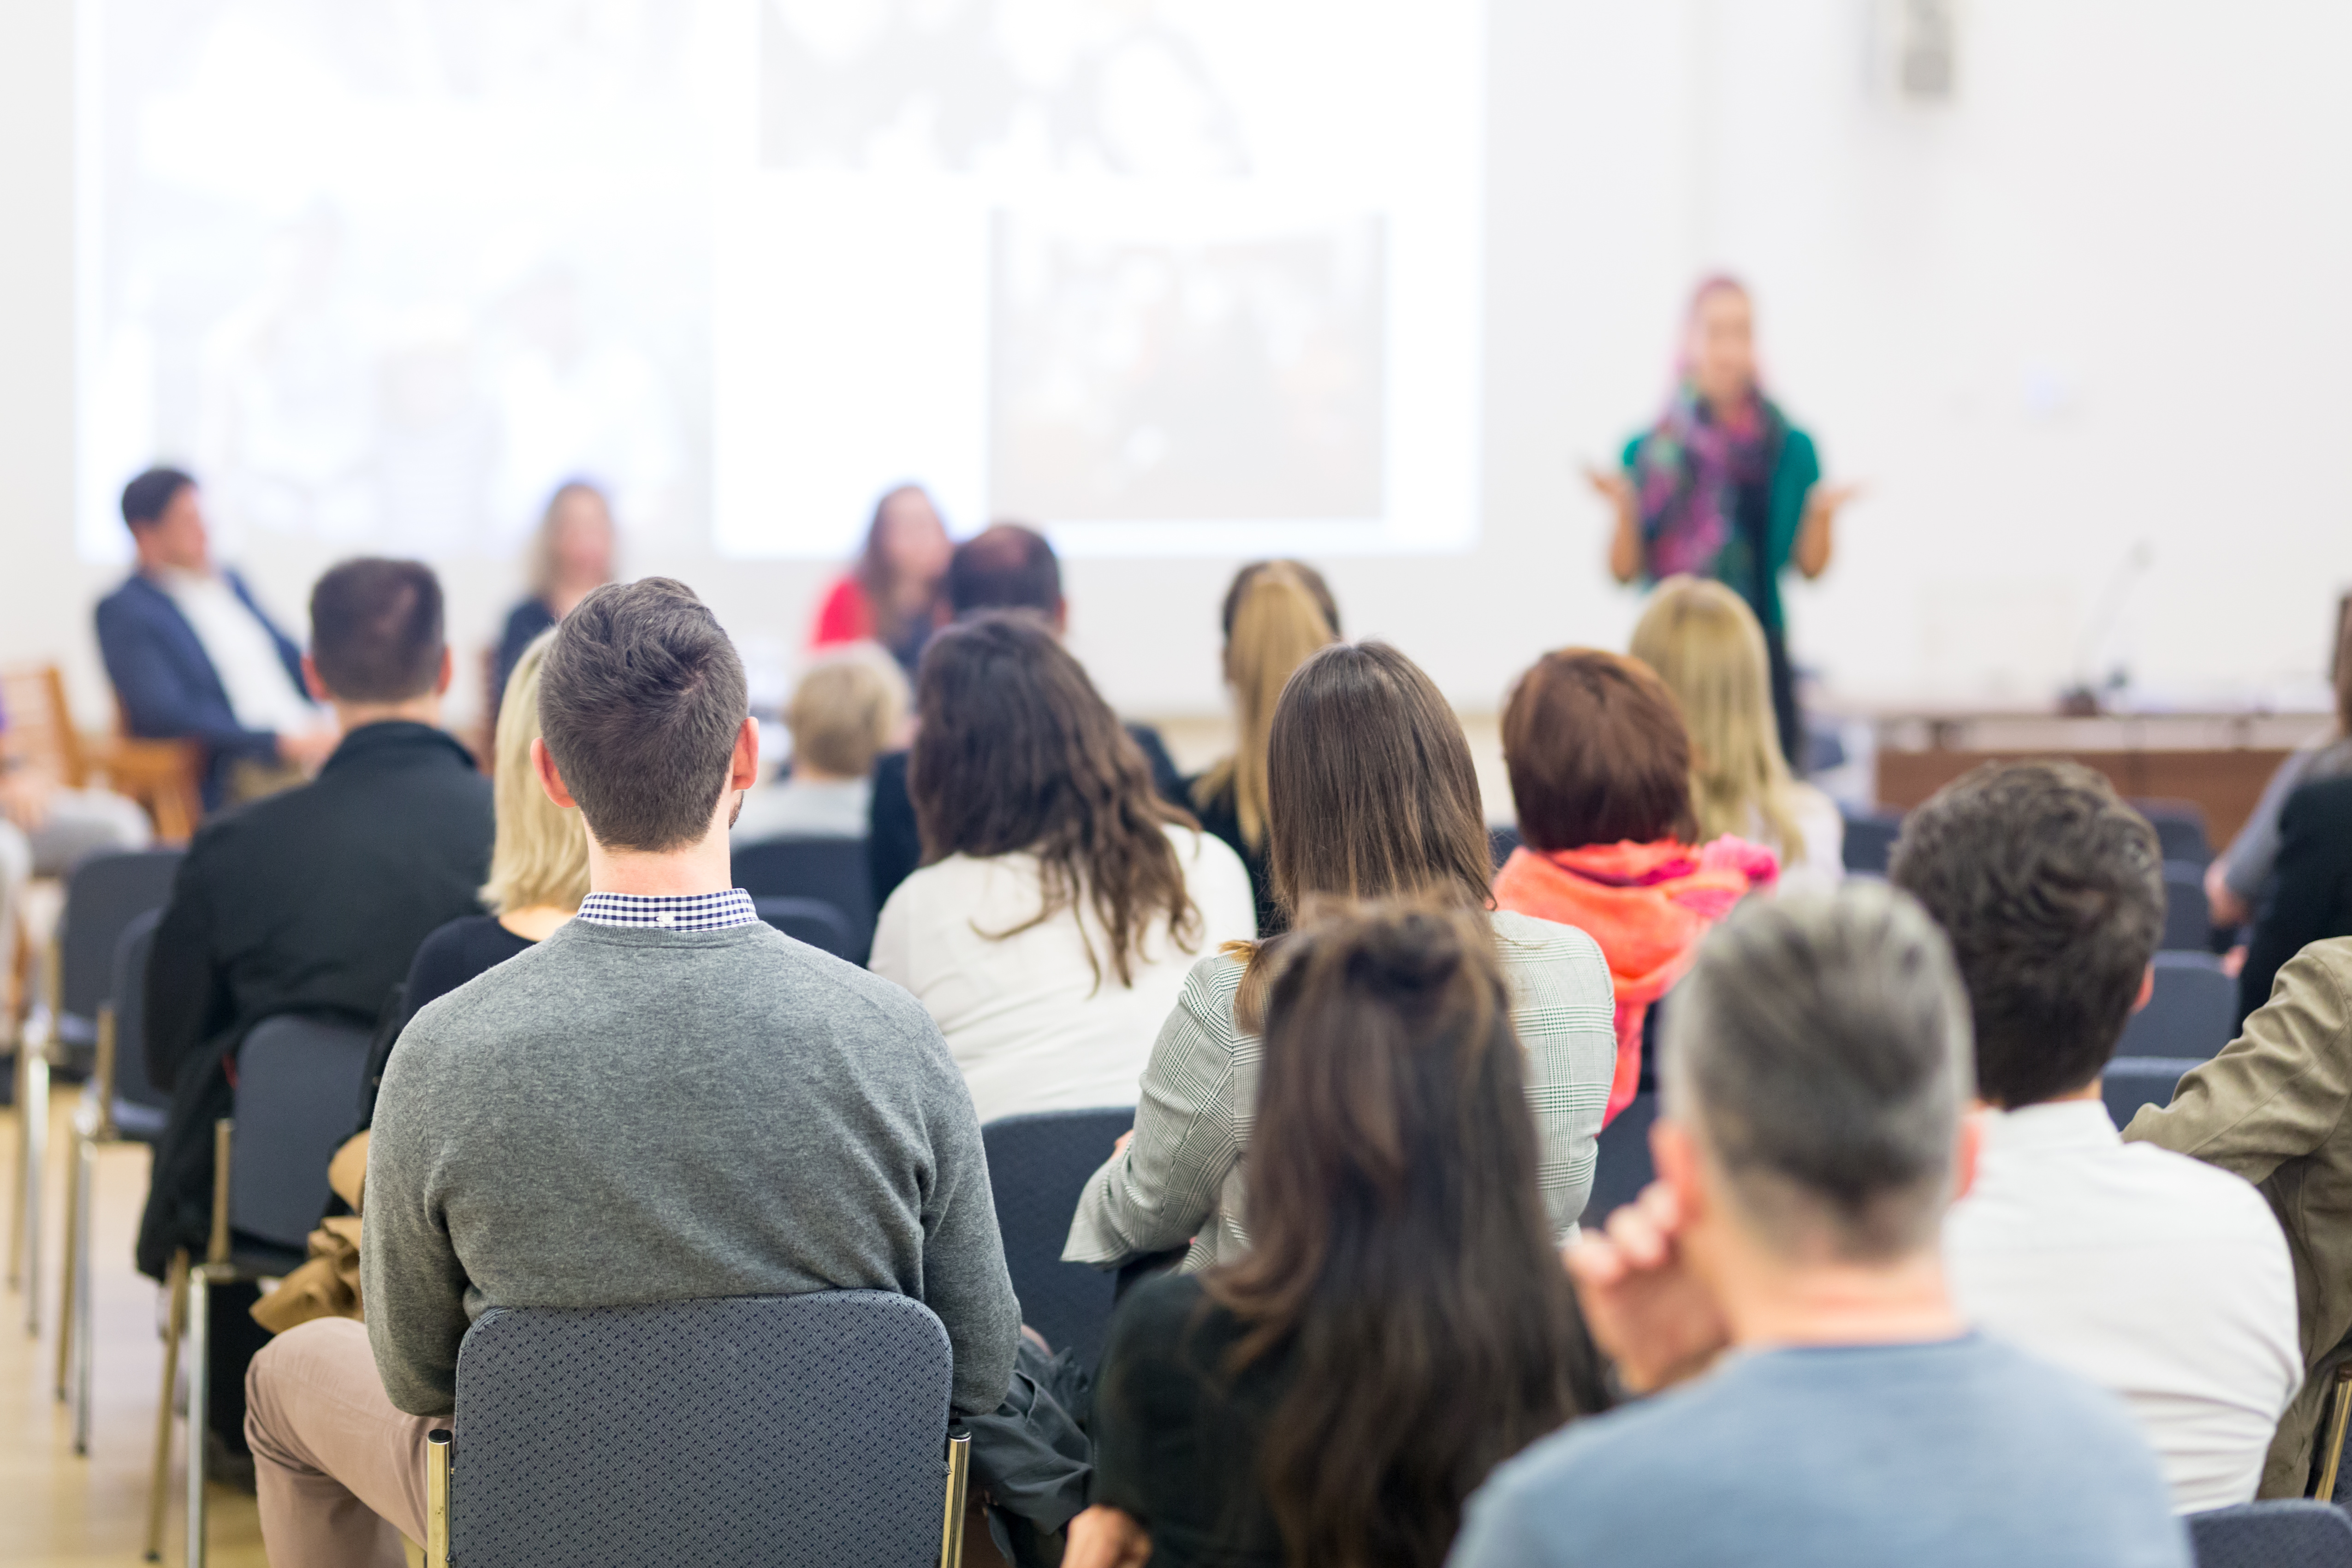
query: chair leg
[
  {"left": 426, "top": 1428, "right": 452, "bottom": 1568},
  {"left": 146, "top": 1249, "right": 186, "bottom": 1563},
  {"left": 5, "top": 1047, "right": 21, "bottom": 1289},
  {"left": 2317, "top": 1363, "right": 2352, "bottom": 1503},
  {"left": 18, "top": 1048, "right": 46, "bottom": 1333},
  {"left": 71, "top": 1134, "right": 96, "bottom": 1455},
  {"left": 55, "top": 1123, "right": 83, "bottom": 1399},
  {"left": 939, "top": 1429, "right": 970, "bottom": 1568},
  {"left": 187, "top": 1267, "right": 209, "bottom": 1568}
]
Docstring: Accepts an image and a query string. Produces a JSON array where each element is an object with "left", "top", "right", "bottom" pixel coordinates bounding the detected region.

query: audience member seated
[
  {"left": 489, "top": 480, "right": 617, "bottom": 728},
  {"left": 869, "top": 612, "right": 1255, "bottom": 1123},
  {"left": 868, "top": 524, "right": 1186, "bottom": 908},
  {"left": 1631, "top": 575, "right": 1843, "bottom": 894},
  {"left": 1064, "top": 641, "right": 1616, "bottom": 1271},
  {"left": 1452, "top": 884, "right": 2190, "bottom": 1568},
  {"left": 1069, "top": 904, "right": 1610, "bottom": 1568},
  {"left": 2126, "top": 936, "right": 2352, "bottom": 1496},
  {"left": 244, "top": 578, "right": 1019, "bottom": 1567},
  {"left": 135, "top": 559, "right": 493, "bottom": 1478},
  {"left": 94, "top": 466, "right": 337, "bottom": 808},
  {"left": 809, "top": 483, "right": 953, "bottom": 673},
  {"left": 400, "top": 629, "right": 588, "bottom": 1030},
  {"left": 1893, "top": 762, "right": 2297, "bottom": 1510},
  {"left": 1186, "top": 560, "right": 1341, "bottom": 935},
  {"left": 0, "top": 695, "right": 153, "bottom": 964},
  {"left": 2206, "top": 603, "right": 2352, "bottom": 931},
  {"left": 731, "top": 647, "right": 906, "bottom": 844},
  {"left": 1490, "top": 647, "right": 1777, "bottom": 1120},
  {"left": 2234, "top": 772, "right": 2352, "bottom": 1026}
]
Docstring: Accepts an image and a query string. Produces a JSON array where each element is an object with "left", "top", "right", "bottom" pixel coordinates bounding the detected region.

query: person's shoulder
[
  {"left": 1167, "top": 820, "right": 1251, "bottom": 887},
  {"left": 95, "top": 574, "right": 159, "bottom": 618},
  {"left": 2284, "top": 770, "right": 2352, "bottom": 825},
  {"left": 2278, "top": 935, "right": 2352, "bottom": 996},
  {"left": 1488, "top": 909, "right": 1612, "bottom": 991},
  {"left": 1115, "top": 1268, "right": 1213, "bottom": 1339},
  {"left": 1468, "top": 1384, "right": 1703, "bottom": 1540}
]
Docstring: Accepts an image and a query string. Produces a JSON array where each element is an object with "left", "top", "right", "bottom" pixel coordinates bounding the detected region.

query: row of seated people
[{"left": 108, "top": 546, "right": 2352, "bottom": 1566}]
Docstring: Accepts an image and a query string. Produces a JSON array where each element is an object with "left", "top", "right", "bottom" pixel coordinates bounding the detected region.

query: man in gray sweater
[{"left": 244, "top": 577, "right": 1020, "bottom": 1568}]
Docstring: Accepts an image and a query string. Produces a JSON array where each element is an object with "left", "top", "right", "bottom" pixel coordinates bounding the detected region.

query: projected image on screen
[{"left": 989, "top": 215, "right": 1384, "bottom": 523}]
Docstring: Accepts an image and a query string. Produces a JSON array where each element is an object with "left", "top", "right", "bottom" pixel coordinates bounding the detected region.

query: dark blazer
[
  {"left": 135, "top": 721, "right": 493, "bottom": 1278},
  {"left": 94, "top": 570, "right": 308, "bottom": 808},
  {"left": 867, "top": 722, "right": 1188, "bottom": 914},
  {"left": 2243, "top": 774, "right": 2352, "bottom": 1024}
]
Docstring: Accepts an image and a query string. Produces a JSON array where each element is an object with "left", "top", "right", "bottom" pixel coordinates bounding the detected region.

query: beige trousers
[{"left": 244, "top": 1317, "right": 440, "bottom": 1568}]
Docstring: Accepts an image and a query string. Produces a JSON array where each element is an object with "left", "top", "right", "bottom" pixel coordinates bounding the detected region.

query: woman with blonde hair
[
  {"left": 1630, "top": 575, "right": 1844, "bottom": 895},
  {"left": 1189, "top": 560, "right": 1341, "bottom": 933},
  {"left": 399, "top": 628, "right": 589, "bottom": 1026}
]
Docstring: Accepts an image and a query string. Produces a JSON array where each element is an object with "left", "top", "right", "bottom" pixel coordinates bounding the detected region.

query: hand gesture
[
  {"left": 1065, "top": 1505, "right": 1152, "bottom": 1568},
  {"left": 1582, "top": 465, "right": 1633, "bottom": 513},
  {"left": 1805, "top": 481, "right": 1862, "bottom": 522},
  {"left": 1563, "top": 1180, "right": 1730, "bottom": 1394}
]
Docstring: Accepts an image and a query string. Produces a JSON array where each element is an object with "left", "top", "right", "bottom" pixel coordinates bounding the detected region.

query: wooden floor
[{"left": 2, "top": 1093, "right": 268, "bottom": 1567}]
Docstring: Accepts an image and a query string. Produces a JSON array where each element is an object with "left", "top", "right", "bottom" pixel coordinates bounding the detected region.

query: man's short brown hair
[
  {"left": 538, "top": 578, "right": 747, "bottom": 852},
  {"left": 1503, "top": 648, "right": 1696, "bottom": 851},
  {"left": 309, "top": 558, "right": 445, "bottom": 703}
]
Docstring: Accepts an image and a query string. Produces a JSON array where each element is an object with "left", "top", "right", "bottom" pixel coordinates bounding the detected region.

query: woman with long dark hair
[
  {"left": 1069, "top": 903, "right": 1609, "bottom": 1568},
  {"left": 1587, "top": 276, "right": 1856, "bottom": 768},
  {"left": 868, "top": 611, "right": 1256, "bottom": 1122},
  {"left": 1065, "top": 641, "right": 1617, "bottom": 1268},
  {"left": 808, "top": 483, "right": 953, "bottom": 672}
]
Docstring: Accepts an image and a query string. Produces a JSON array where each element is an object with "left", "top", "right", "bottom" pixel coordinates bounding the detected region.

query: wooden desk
[{"left": 1869, "top": 711, "right": 2334, "bottom": 846}]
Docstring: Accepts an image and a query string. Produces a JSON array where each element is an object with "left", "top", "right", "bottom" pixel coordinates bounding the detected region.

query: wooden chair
[{"left": 0, "top": 663, "right": 202, "bottom": 844}]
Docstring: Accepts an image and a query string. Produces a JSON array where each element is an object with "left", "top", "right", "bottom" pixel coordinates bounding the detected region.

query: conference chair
[
  {"left": 754, "top": 896, "right": 861, "bottom": 963},
  {"left": 2162, "top": 861, "right": 2215, "bottom": 951},
  {"left": 736, "top": 836, "right": 877, "bottom": 962},
  {"left": 1580, "top": 1092, "right": 1659, "bottom": 1227},
  {"left": 2115, "top": 952, "right": 2238, "bottom": 1060},
  {"left": 981, "top": 1107, "right": 1136, "bottom": 1371},
  {"left": 2131, "top": 797, "right": 2213, "bottom": 868},
  {"left": 1488, "top": 824, "right": 1524, "bottom": 871},
  {"left": 1839, "top": 807, "right": 1904, "bottom": 876},
  {"left": 53, "top": 909, "right": 168, "bottom": 1455},
  {"left": 421, "top": 1291, "right": 972, "bottom": 1568},
  {"left": 8, "top": 847, "right": 180, "bottom": 1335},
  {"left": 2319, "top": 1363, "right": 2352, "bottom": 1507},
  {"left": 0, "top": 663, "right": 202, "bottom": 844},
  {"left": 2100, "top": 1057, "right": 2195, "bottom": 1132},
  {"left": 2186, "top": 1501, "right": 2352, "bottom": 1568},
  {"left": 157, "top": 1013, "right": 372, "bottom": 1567}
]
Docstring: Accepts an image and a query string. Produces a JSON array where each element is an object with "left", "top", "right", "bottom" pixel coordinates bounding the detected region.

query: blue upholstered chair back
[
  {"left": 2116, "top": 953, "right": 2238, "bottom": 1060},
  {"left": 2188, "top": 1501, "right": 2352, "bottom": 1568},
  {"left": 2161, "top": 861, "right": 2215, "bottom": 951},
  {"left": 736, "top": 836, "right": 876, "bottom": 962},
  {"left": 754, "top": 896, "right": 861, "bottom": 962},
  {"left": 53, "top": 847, "right": 181, "bottom": 1060},
  {"left": 229, "top": 1013, "right": 374, "bottom": 1254},
  {"left": 2101, "top": 1057, "right": 2195, "bottom": 1132},
  {"left": 1581, "top": 1092, "right": 1658, "bottom": 1227},
  {"left": 981, "top": 1106, "right": 1134, "bottom": 1370},
  {"left": 451, "top": 1291, "right": 954, "bottom": 1568},
  {"left": 107, "top": 908, "right": 169, "bottom": 1138}
]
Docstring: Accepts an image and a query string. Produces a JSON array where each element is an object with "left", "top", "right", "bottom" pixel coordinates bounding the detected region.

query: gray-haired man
[{"left": 1452, "top": 885, "right": 2187, "bottom": 1568}]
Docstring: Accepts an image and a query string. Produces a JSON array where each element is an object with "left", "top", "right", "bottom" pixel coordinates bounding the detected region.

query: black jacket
[
  {"left": 2243, "top": 773, "right": 2352, "bottom": 1025},
  {"left": 866, "top": 722, "right": 1187, "bottom": 914},
  {"left": 136, "top": 721, "right": 493, "bottom": 1278}
]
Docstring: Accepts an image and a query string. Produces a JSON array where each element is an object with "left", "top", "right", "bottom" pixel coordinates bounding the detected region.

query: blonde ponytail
[{"left": 1195, "top": 562, "right": 1338, "bottom": 850}]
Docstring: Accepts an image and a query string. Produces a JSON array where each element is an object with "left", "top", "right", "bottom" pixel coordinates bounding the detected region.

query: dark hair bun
[{"left": 1346, "top": 907, "right": 1466, "bottom": 997}]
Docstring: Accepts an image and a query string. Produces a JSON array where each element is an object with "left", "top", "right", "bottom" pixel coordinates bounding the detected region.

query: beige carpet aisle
[{"left": 1, "top": 1094, "right": 267, "bottom": 1567}]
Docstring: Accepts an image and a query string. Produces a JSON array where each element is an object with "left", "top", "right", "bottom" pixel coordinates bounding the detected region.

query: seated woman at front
[
  {"left": 1491, "top": 647, "right": 1776, "bottom": 1122},
  {"left": 1067, "top": 903, "right": 1610, "bottom": 1568},
  {"left": 1631, "top": 575, "right": 1844, "bottom": 895},
  {"left": 868, "top": 612, "right": 1256, "bottom": 1123},
  {"left": 1065, "top": 641, "right": 1618, "bottom": 1271},
  {"left": 492, "top": 481, "right": 617, "bottom": 721},
  {"left": 1188, "top": 559, "right": 1341, "bottom": 935},
  {"left": 732, "top": 648, "right": 907, "bottom": 843}
]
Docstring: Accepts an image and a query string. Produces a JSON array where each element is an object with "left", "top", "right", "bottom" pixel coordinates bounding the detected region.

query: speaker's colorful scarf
[{"left": 1632, "top": 384, "right": 1787, "bottom": 584}]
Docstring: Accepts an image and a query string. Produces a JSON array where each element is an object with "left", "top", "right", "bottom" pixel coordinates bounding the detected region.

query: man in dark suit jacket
[
  {"left": 867, "top": 523, "right": 1185, "bottom": 908},
  {"left": 2241, "top": 773, "right": 2352, "bottom": 1022},
  {"left": 137, "top": 557, "right": 493, "bottom": 1471},
  {"left": 94, "top": 467, "right": 339, "bottom": 808}
]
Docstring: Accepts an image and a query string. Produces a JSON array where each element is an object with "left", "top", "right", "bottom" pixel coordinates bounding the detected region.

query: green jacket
[
  {"left": 2125, "top": 938, "right": 2352, "bottom": 1496},
  {"left": 1621, "top": 426, "right": 1819, "bottom": 633}
]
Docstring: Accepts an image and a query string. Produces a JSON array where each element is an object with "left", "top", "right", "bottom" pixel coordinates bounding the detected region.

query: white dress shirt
[
  {"left": 869, "top": 824, "right": 1257, "bottom": 1124},
  {"left": 158, "top": 569, "right": 321, "bottom": 735},
  {"left": 1945, "top": 1097, "right": 2302, "bottom": 1512}
]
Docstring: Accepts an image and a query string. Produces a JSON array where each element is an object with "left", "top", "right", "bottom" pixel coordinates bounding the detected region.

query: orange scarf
[{"left": 1493, "top": 837, "right": 1777, "bottom": 1120}]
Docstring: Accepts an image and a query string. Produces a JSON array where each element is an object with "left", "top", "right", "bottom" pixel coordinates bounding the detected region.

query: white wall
[{"left": 5, "top": 0, "right": 2349, "bottom": 734}]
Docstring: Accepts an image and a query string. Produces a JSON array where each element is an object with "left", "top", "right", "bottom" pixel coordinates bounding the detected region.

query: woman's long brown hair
[
  {"left": 909, "top": 611, "right": 1202, "bottom": 988},
  {"left": 1208, "top": 902, "right": 1605, "bottom": 1567}
]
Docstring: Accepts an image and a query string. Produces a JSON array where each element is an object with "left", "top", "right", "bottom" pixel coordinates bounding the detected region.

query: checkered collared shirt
[{"left": 573, "top": 888, "right": 761, "bottom": 932}]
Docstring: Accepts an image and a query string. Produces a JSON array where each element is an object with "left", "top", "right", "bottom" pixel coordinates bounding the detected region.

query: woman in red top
[
  {"left": 1491, "top": 647, "right": 1777, "bottom": 1121},
  {"left": 809, "top": 484, "right": 954, "bottom": 672}
]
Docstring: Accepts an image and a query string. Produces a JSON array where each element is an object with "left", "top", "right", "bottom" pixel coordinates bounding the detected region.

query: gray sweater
[{"left": 361, "top": 918, "right": 1020, "bottom": 1417}]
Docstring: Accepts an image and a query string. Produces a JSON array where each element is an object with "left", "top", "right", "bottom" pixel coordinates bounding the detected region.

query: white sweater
[{"left": 870, "top": 825, "right": 1258, "bottom": 1124}]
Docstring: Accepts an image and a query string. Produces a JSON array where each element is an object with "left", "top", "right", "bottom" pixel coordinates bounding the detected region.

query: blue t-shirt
[{"left": 1450, "top": 1336, "right": 2188, "bottom": 1568}]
